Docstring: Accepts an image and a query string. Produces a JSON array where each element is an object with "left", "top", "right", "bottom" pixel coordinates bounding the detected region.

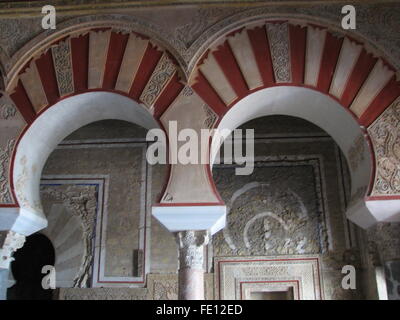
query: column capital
[
  {"left": 0, "top": 230, "right": 25, "bottom": 269},
  {"left": 176, "top": 230, "right": 209, "bottom": 270}
]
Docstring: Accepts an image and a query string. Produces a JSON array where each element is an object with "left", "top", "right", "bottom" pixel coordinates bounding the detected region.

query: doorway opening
[
  {"left": 250, "top": 288, "right": 295, "bottom": 300},
  {"left": 7, "top": 233, "right": 55, "bottom": 300}
]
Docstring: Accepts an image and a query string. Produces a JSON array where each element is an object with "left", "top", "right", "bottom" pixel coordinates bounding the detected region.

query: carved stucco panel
[
  {"left": 146, "top": 273, "right": 214, "bottom": 300},
  {"left": 40, "top": 184, "right": 97, "bottom": 288},
  {"left": 368, "top": 97, "right": 400, "bottom": 196},
  {"left": 0, "top": 139, "right": 15, "bottom": 204},
  {"left": 58, "top": 287, "right": 148, "bottom": 300},
  {"left": 214, "top": 255, "right": 323, "bottom": 300},
  {"left": 51, "top": 39, "right": 74, "bottom": 97},
  {"left": 265, "top": 22, "right": 291, "bottom": 83},
  {"left": 1, "top": 4, "right": 400, "bottom": 79},
  {"left": 213, "top": 160, "right": 329, "bottom": 257},
  {"left": 140, "top": 53, "right": 177, "bottom": 109}
]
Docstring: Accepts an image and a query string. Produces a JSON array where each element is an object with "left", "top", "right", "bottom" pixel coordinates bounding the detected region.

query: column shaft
[{"left": 176, "top": 230, "right": 209, "bottom": 300}]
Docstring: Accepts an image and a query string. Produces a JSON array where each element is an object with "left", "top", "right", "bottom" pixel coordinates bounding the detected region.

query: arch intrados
[
  {"left": 211, "top": 86, "right": 376, "bottom": 228},
  {"left": 11, "top": 91, "right": 159, "bottom": 234}
]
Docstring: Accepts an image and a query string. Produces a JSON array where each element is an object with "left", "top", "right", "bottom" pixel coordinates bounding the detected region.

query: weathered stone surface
[{"left": 57, "top": 287, "right": 148, "bottom": 300}]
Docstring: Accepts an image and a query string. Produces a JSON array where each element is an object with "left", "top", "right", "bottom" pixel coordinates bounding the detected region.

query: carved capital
[
  {"left": 0, "top": 230, "right": 25, "bottom": 269},
  {"left": 176, "top": 230, "right": 209, "bottom": 270}
]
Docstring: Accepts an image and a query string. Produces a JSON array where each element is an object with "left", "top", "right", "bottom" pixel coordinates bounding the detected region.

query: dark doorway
[{"left": 7, "top": 233, "right": 55, "bottom": 300}]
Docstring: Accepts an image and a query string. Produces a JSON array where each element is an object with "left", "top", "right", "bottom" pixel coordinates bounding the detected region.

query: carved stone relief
[
  {"left": 214, "top": 255, "right": 323, "bottom": 300},
  {"left": 40, "top": 184, "right": 97, "bottom": 288},
  {"left": 0, "top": 139, "right": 15, "bottom": 204},
  {"left": 1, "top": 3, "right": 399, "bottom": 79},
  {"left": 42, "top": 141, "right": 148, "bottom": 284},
  {"left": 0, "top": 103, "right": 16, "bottom": 120},
  {"left": 203, "top": 104, "right": 218, "bottom": 129},
  {"left": 58, "top": 287, "right": 148, "bottom": 300},
  {"left": 147, "top": 274, "right": 178, "bottom": 300},
  {"left": 368, "top": 97, "right": 400, "bottom": 195},
  {"left": 146, "top": 273, "right": 214, "bottom": 300},
  {"left": 213, "top": 161, "right": 328, "bottom": 257},
  {"left": 176, "top": 230, "right": 209, "bottom": 270},
  {"left": 140, "top": 53, "right": 177, "bottom": 108},
  {"left": 265, "top": 22, "right": 291, "bottom": 83},
  {"left": 51, "top": 39, "right": 74, "bottom": 97}
]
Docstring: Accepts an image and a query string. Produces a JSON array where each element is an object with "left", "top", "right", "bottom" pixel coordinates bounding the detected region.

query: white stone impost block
[{"left": 152, "top": 204, "right": 226, "bottom": 235}]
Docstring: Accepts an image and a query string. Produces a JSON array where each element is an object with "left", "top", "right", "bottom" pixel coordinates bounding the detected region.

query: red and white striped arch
[
  {"left": 187, "top": 20, "right": 400, "bottom": 227},
  {"left": 6, "top": 28, "right": 185, "bottom": 125},
  {"left": 190, "top": 20, "right": 400, "bottom": 128},
  {"left": 1, "top": 27, "right": 187, "bottom": 234},
  {"left": 2, "top": 19, "right": 400, "bottom": 234}
]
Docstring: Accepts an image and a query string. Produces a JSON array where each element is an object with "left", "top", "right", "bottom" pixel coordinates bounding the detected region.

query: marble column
[
  {"left": 384, "top": 260, "right": 400, "bottom": 300},
  {"left": 367, "top": 222, "right": 400, "bottom": 300},
  {"left": 176, "top": 230, "right": 209, "bottom": 300}
]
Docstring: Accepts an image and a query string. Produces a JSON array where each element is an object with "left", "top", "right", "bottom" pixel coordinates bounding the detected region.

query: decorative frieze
[
  {"left": 214, "top": 255, "right": 323, "bottom": 300},
  {"left": 58, "top": 287, "right": 148, "bottom": 300},
  {"left": 146, "top": 273, "right": 214, "bottom": 300},
  {"left": 147, "top": 274, "right": 178, "bottom": 300}
]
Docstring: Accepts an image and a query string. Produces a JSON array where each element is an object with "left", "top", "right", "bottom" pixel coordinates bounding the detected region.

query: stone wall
[{"left": 11, "top": 116, "right": 393, "bottom": 300}]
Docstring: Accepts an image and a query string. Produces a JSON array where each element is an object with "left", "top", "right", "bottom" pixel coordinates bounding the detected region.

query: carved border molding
[
  {"left": 146, "top": 273, "right": 214, "bottom": 300},
  {"left": 4, "top": 4, "right": 400, "bottom": 81},
  {"left": 214, "top": 255, "right": 323, "bottom": 300},
  {"left": 57, "top": 287, "right": 148, "bottom": 300},
  {"left": 0, "top": 139, "right": 15, "bottom": 204},
  {"left": 40, "top": 183, "right": 98, "bottom": 288}
]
